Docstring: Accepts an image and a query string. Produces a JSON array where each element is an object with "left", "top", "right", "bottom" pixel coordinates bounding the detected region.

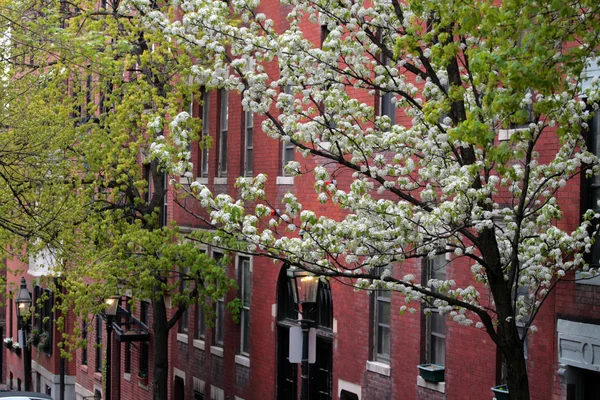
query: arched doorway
[{"left": 276, "top": 266, "right": 333, "bottom": 400}]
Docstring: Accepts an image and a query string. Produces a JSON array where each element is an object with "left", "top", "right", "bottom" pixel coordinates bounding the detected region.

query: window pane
[
  {"left": 220, "top": 90, "right": 228, "bottom": 128},
  {"left": 431, "top": 335, "right": 445, "bottom": 366},
  {"left": 377, "top": 326, "right": 390, "bottom": 357},
  {"left": 216, "top": 300, "right": 225, "bottom": 344},
  {"left": 381, "top": 92, "right": 395, "bottom": 125},
  {"left": 377, "top": 299, "right": 390, "bottom": 325},
  {"left": 196, "top": 304, "right": 205, "bottom": 339},
  {"left": 431, "top": 311, "right": 445, "bottom": 335},
  {"left": 220, "top": 130, "right": 228, "bottom": 174},
  {"left": 246, "top": 126, "right": 253, "bottom": 148},
  {"left": 245, "top": 148, "right": 253, "bottom": 175},
  {"left": 202, "top": 92, "right": 210, "bottom": 133},
  {"left": 242, "top": 309, "right": 250, "bottom": 354},
  {"left": 243, "top": 262, "right": 251, "bottom": 305}
]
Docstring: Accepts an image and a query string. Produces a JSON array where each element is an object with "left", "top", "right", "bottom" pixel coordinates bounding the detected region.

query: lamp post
[
  {"left": 15, "top": 277, "right": 32, "bottom": 392},
  {"left": 287, "top": 267, "right": 319, "bottom": 400},
  {"left": 103, "top": 296, "right": 119, "bottom": 400}
]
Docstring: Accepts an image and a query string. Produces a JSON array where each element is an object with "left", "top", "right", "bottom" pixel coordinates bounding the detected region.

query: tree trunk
[
  {"left": 152, "top": 295, "right": 169, "bottom": 400},
  {"left": 500, "top": 321, "right": 530, "bottom": 400}
]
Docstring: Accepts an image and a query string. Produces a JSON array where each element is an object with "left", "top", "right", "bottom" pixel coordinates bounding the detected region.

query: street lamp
[
  {"left": 287, "top": 267, "right": 319, "bottom": 400},
  {"left": 15, "top": 277, "right": 32, "bottom": 392},
  {"left": 103, "top": 296, "right": 119, "bottom": 400}
]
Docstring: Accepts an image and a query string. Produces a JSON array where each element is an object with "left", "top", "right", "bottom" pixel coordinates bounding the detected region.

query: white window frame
[
  {"left": 374, "top": 288, "right": 390, "bottom": 363},
  {"left": 425, "top": 255, "right": 446, "bottom": 366},
  {"left": 213, "top": 251, "right": 226, "bottom": 347},
  {"left": 238, "top": 256, "right": 252, "bottom": 356}
]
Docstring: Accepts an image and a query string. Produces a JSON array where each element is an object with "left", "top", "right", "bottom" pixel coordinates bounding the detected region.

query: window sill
[
  {"left": 179, "top": 176, "right": 193, "bottom": 185},
  {"left": 366, "top": 361, "right": 390, "bottom": 376},
  {"left": 80, "top": 365, "right": 88, "bottom": 374},
  {"left": 196, "top": 177, "right": 209, "bottom": 185},
  {"left": 417, "top": 376, "right": 446, "bottom": 393},
  {"left": 193, "top": 339, "right": 205, "bottom": 351},
  {"left": 214, "top": 177, "right": 227, "bottom": 185},
  {"left": 210, "top": 346, "right": 224, "bottom": 357},
  {"left": 276, "top": 176, "right": 294, "bottom": 185},
  {"left": 177, "top": 333, "right": 188, "bottom": 344},
  {"left": 94, "top": 372, "right": 102, "bottom": 382},
  {"left": 123, "top": 373, "right": 131, "bottom": 382},
  {"left": 235, "top": 354, "right": 250, "bottom": 368}
]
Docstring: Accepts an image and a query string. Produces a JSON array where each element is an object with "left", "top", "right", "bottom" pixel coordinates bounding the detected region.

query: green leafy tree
[
  {"left": 133, "top": 0, "right": 600, "bottom": 399},
  {"left": 1, "top": 1, "right": 236, "bottom": 399}
]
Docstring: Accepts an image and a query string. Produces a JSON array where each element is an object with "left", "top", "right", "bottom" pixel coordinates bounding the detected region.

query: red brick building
[{"left": 4, "top": 1, "right": 600, "bottom": 399}]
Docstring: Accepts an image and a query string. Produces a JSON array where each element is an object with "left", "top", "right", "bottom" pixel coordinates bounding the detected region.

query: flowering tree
[{"left": 132, "top": 0, "right": 600, "bottom": 398}]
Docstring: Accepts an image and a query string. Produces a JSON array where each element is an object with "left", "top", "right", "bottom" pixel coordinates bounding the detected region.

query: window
[
  {"left": 244, "top": 111, "right": 253, "bottom": 177},
  {"left": 81, "top": 321, "right": 88, "bottom": 365},
  {"left": 179, "top": 266, "right": 190, "bottom": 335},
  {"left": 95, "top": 317, "right": 103, "bottom": 372},
  {"left": 425, "top": 255, "right": 446, "bottom": 366},
  {"left": 124, "top": 301, "right": 132, "bottom": 373},
  {"left": 9, "top": 291, "right": 13, "bottom": 339},
  {"left": 218, "top": 90, "right": 228, "bottom": 177},
  {"left": 139, "top": 301, "right": 149, "bottom": 376},
  {"left": 589, "top": 111, "right": 600, "bottom": 268},
  {"left": 160, "top": 172, "right": 168, "bottom": 227},
  {"left": 196, "top": 301, "right": 206, "bottom": 340},
  {"left": 380, "top": 52, "right": 396, "bottom": 128},
  {"left": 281, "top": 85, "right": 295, "bottom": 176},
  {"left": 374, "top": 289, "right": 390, "bottom": 362},
  {"left": 239, "top": 257, "right": 251, "bottom": 355},
  {"left": 200, "top": 91, "right": 210, "bottom": 178},
  {"left": 214, "top": 252, "right": 226, "bottom": 347},
  {"left": 381, "top": 92, "right": 395, "bottom": 126},
  {"left": 33, "top": 286, "right": 53, "bottom": 355}
]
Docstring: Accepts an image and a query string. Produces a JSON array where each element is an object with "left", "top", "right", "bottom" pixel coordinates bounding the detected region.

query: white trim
[
  {"left": 575, "top": 271, "right": 600, "bottom": 286},
  {"left": 179, "top": 176, "right": 192, "bottom": 185},
  {"left": 196, "top": 177, "right": 209, "bottom": 185},
  {"left": 276, "top": 176, "right": 294, "bottom": 185},
  {"left": 417, "top": 376, "right": 446, "bottom": 393},
  {"left": 498, "top": 127, "right": 528, "bottom": 141},
  {"left": 211, "top": 345, "right": 224, "bottom": 357},
  {"left": 338, "top": 379, "right": 362, "bottom": 400},
  {"left": 193, "top": 377, "right": 205, "bottom": 394},
  {"left": 366, "top": 361, "right": 391, "bottom": 376},
  {"left": 177, "top": 333, "right": 188, "bottom": 344},
  {"left": 75, "top": 383, "right": 95, "bottom": 399},
  {"left": 173, "top": 367, "right": 186, "bottom": 382},
  {"left": 193, "top": 339, "right": 206, "bottom": 351},
  {"left": 333, "top": 318, "right": 338, "bottom": 334},
  {"left": 123, "top": 372, "right": 131, "bottom": 382},
  {"left": 211, "top": 385, "right": 225, "bottom": 400},
  {"left": 214, "top": 177, "right": 227, "bottom": 185},
  {"left": 235, "top": 354, "right": 251, "bottom": 368},
  {"left": 271, "top": 303, "right": 277, "bottom": 318}
]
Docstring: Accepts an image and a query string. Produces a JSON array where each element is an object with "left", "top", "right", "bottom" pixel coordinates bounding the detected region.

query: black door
[
  {"left": 309, "top": 339, "right": 333, "bottom": 400},
  {"left": 277, "top": 326, "right": 297, "bottom": 400},
  {"left": 174, "top": 375, "right": 184, "bottom": 400}
]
